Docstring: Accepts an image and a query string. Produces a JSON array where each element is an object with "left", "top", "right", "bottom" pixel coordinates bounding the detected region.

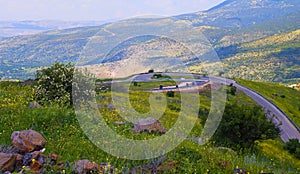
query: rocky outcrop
[
  {"left": 29, "top": 101, "right": 41, "bottom": 109},
  {"left": 11, "top": 130, "right": 46, "bottom": 153},
  {"left": 73, "top": 160, "right": 114, "bottom": 174},
  {"left": 131, "top": 117, "right": 166, "bottom": 134},
  {"left": 0, "top": 130, "right": 47, "bottom": 173}
]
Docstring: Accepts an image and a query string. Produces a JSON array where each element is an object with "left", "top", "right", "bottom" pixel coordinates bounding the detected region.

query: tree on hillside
[
  {"left": 284, "top": 139, "right": 300, "bottom": 159},
  {"left": 35, "top": 62, "right": 74, "bottom": 106},
  {"left": 213, "top": 101, "right": 280, "bottom": 150}
]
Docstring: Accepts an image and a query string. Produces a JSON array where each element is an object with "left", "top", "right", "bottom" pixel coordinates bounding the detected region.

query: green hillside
[
  {"left": 1, "top": 79, "right": 300, "bottom": 173},
  {"left": 223, "top": 29, "right": 300, "bottom": 83},
  {"left": 237, "top": 78, "right": 300, "bottom": 126}
]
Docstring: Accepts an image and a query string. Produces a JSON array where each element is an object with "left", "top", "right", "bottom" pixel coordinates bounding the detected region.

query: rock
[
  {"left": 29, "top": 101, "right": 41, "bottom": 109},
  {"left": 31, "top": 151, "right": 46, "bottom": 165},
  {"left": 131, "top": 117, "right": 166, "bottom": 134},
  {"left": 0, "top": 153, "right": 16, "bottom": 172},
  {"left": 22, "top": 151, "right": 46, "bottom": 169},
  {"left": 30, "top": 159, "right": 43, "bottom": 171},
  {"left": 11, "top": 130, "right": 46, "bottom": 153},
  {"left": 0, "top": 146, "right": 17, "bottom": 154},
  {"left": 73, "top": 160, "right": 101, "bottom": 174},
  {"left": 15, "top": 154, "right": 23, "bottom": 170},
  {"left": 22, "top": 153, "right": 33, "bottom": 166},
  {"left": 51, "top": 153, "right": 59, "bottom": 163},
  {"left": 99, "top": 162, "right": 114, "bottom": 173}
]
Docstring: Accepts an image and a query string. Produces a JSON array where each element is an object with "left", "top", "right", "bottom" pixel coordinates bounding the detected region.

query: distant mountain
[
  {"left": 0, "top": 20, "right": 112, "bottom": 38},
  {"left": 0, "top": 0, "right": 299, "bottom": 82}
]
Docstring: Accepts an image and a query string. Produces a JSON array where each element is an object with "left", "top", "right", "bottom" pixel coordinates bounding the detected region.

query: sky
[{"left": 0, "top": 0, "right": 225, "bottom": 21}]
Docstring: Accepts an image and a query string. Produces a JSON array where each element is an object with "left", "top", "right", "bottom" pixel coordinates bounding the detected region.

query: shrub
[
  {"left": 166, "top": 91, "right": 175, "bottom": 97},
  {"left": 213, "top": 101, "right": 280, "bottom": 150},
  {"left": 227, "top": 86, "right": 237, "bottom": 96},
  {"left": 284, "top": 139, "right": 300, "bottom": 159},
  {"left": 34, "top": 62, "right": 74, "bottom": 106}
]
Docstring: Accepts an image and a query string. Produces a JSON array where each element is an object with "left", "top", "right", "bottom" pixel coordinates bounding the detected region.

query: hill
[
  {"left": 220, "top": 29, "right": 300, "bottom": 83},
  {"left": 0, "top": 0, "right": 299, "bottom": 81}
]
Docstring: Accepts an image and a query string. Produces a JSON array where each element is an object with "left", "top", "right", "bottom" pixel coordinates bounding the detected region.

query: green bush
[
  {"left": 213, "top": 101, "right": 280, "bottom": 150},
  {"left": 166, "top": 91, "right": 175, "bottom": 97},
  {"left": 34, "top": 62, "right": 74, "bottom": 106},
  {"left": 284, "top": 139, "right": 300, "bottom": 159}
]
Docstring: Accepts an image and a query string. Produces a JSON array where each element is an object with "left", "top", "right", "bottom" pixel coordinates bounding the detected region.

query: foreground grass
[
  {"left": 1, "top": 81, "right": 300, "bottom": 173},
  {"left": 237, "top": 78, "right": 300, "bottom": 127}
]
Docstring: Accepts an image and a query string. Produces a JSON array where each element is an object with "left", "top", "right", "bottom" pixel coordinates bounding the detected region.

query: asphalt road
[
  {"left": 209, "top": 76, "right": 300, "bottom": 142},
  {"left": 99, "top": 73, "right": 300, "bottom": 142}
]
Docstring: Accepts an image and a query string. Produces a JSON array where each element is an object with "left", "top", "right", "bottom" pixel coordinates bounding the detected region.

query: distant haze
[{"left": 0, "top": 0, "right": 225, "bottom": 21}]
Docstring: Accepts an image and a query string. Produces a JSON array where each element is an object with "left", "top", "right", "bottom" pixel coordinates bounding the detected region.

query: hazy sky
[{"left": 0, "top": 0, "right": 225, "bottom": 21}]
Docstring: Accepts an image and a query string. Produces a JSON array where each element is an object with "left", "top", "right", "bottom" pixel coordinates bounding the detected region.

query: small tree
[
  {"left": 284, "top": 139, "right": 300, "bottom": 159},
  {"left": 213, "top": 101, "right": 280, "bottom": 150},
  {"left": 35, "top": 62, "right": 74, "bottom": 106},
  {"left": 166, "top": 91, "right": 175, "bottom": 97}
]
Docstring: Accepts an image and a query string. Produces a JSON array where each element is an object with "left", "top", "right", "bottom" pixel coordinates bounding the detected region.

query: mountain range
[
  {"left": 0, "top": 0, "right": 299, "bottom": 83},
  {"left": 0, "top": 20, "right": 112, "bottom": 38}
]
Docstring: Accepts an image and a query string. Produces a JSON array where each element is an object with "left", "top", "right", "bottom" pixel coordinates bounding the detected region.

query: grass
[
  {"left": 237, "top": 78, "right": 300, "bottom": 127},
  {"left": 1, "top": 81, "right": 300, "bottom": 173}
]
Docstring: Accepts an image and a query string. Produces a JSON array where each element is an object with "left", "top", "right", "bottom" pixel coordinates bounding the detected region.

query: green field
[
  {"left": 1, "top": 81, "right": 300, "bottom": 173},
  {"left": 237, "top": 79, "right": 300, "bottom": 127}
]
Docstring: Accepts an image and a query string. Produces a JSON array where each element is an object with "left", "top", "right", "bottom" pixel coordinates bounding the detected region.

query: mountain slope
[
  {"left": 223, "top": 29, "right": 300, "bottom": 83},
  {"left": 0, "top": 0, "right": 299, "bottom": 81}
]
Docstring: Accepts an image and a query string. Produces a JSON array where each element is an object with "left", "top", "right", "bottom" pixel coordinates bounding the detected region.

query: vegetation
[
  {"left": 151, "top": 73, "right": 171, "bottom": 79},
  {"left": 213, "top": 101, "right": 280, "bottom": 150},
  {"left": 1, "top": 71, "right": 299, "bottom": 173},
  {"left": 1, "top": 2, "right": 300, "bottom": 83},
  {"left": 35, "top": 62, "right": 74, "bottom": 106},
  {"left": 237, "top": 78, "right": 300, "bottom": 127},
  {"left": 284, "top": 139, "right": 300, "bottom": 159}
]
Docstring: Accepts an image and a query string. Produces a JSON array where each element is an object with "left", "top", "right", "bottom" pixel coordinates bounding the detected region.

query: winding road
[
  {"left": 209, "top": 76, "right": 300, "bottom": 142},
  {"left": 101, "top": 73, "right": 300, "bottom": 142}
]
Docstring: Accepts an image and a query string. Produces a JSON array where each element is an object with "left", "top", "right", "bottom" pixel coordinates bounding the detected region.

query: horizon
[{"left": 0, "top": 0, "right": 225, "bottom": 21}]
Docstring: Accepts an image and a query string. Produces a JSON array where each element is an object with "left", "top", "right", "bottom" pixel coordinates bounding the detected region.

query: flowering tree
[{"left": 35, "top": 62, "right": 74, "bottom": 106}]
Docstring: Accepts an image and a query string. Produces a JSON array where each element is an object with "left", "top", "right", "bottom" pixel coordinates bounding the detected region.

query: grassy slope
[
  {"left": 1, "top": 81, "right": 300, "bottom": 173},
  {"left": 237, "top": 78, "right": 300, "bottom": 127}
]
